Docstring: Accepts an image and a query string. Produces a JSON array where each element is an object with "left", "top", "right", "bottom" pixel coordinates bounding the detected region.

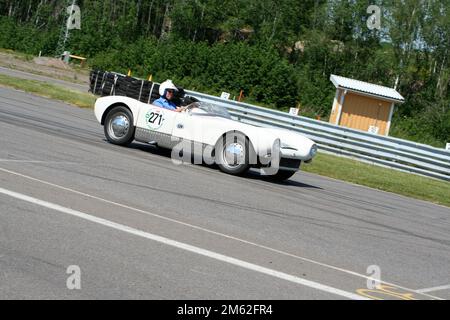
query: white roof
[{"left": 330, "top": 74, "right": 404, "bottom": 103}]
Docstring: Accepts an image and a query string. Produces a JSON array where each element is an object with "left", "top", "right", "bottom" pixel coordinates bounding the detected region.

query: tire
[
  {"left": 215, "top": 132, "right": 252, "bottom": 176},
  {"left": 104, "top": 106, "right": 135, "bottom": 146},
  {"left": 269, "top": 170, "right": 297, "bottom": 182}
]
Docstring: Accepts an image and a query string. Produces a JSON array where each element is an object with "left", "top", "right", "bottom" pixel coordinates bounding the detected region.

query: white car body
[{"left": 94, "top": 95, "right": 317, "bottom": 177}]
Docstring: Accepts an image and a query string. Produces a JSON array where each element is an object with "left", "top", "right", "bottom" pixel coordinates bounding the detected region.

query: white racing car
[{"left": 94, "top": 95, "right": 317, "bottom": 181}]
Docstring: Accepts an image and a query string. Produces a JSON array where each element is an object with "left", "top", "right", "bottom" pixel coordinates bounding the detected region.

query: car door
[
  {"left": 135, "top": 104, "right": 179, "bottom": 148},
  {"left": 171, "top": 110, "right": 204, "bottom": 143},
  {"left": 171, "top": 111, "right": 209, "bottom": 162}
]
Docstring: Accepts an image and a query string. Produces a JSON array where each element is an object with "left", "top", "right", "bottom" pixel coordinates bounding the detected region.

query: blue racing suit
[{"left": 153, "top": 97, "right": 177, "bottom": 111}]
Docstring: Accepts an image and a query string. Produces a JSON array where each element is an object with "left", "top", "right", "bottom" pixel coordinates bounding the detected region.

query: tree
[{"left": 1, "top": 0, "right": 449, "bottom": 146}]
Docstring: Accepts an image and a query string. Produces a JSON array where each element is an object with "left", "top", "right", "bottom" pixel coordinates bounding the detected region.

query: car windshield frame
[{"left": 191, "top": 102, "right": 232, "bottom": 119}]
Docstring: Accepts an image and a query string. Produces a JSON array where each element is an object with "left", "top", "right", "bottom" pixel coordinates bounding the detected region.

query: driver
[{"left": 153, "top": 80, "right": 183, "bottom": 112}]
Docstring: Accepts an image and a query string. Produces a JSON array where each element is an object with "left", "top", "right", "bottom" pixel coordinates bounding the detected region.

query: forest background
[{"left": 0, "top": 0, "right": 449, "bottom": 147}]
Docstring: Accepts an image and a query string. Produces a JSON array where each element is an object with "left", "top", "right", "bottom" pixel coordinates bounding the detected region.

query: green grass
[
  {"left": 1, "top": 72, "right": 448, "bottom": 207},
  {"left": 0, "top": 73, "right": 96, "bottom": 108},
  {"left": 302, "top": 153, "right": 450, "bottom": 207}
]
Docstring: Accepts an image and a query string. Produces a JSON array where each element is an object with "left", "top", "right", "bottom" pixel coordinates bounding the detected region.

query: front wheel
[
  {"left": 104, "top": 106, "right": 135, "bottom": 146},
  {"left": 215, "top": 132, "right": 251, "bottom": 176}
]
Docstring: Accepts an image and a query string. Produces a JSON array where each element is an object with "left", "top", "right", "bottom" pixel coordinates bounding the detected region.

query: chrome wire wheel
[
  {"left": 104, "top": 106, "right": 135, "bottom": 146},
  {"left": 222, "top": 142, "right": 245, "bottom": 170},
  {"left": 108, "top": 113, "right": 130, "bottom": 139},
  {"left": 215, "top": 132, "right": 251, "bottom": 176}
]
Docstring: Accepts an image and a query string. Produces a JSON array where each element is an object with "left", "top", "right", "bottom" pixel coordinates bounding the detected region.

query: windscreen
[{"left": 194, "top": 102, "right": 232, "bottom": 119}]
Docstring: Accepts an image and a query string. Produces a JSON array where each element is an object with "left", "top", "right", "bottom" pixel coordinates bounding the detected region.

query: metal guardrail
[
  {"left": 92, "top": 72, "right": 449, "bottom": 181},
  {"left": 187, "top": 90, "right": 450, "bottom": 181}
]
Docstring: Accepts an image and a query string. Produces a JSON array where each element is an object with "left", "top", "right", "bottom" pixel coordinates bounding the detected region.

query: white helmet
[{"left": 159, "top": 79, "right": 178, "bottom": 97}]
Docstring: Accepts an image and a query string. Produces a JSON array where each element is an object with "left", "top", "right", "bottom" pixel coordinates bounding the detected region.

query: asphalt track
[{"left": 0, "top": 86, "right": 449, "bottom": 300}]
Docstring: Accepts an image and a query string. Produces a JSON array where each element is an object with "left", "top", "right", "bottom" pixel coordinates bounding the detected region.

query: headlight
[
  {"left": 309, "top": 144, "right": 318, "bottom": 158},
  {"left": 280, "top": 142, "right": 298, "bottom": 151}
]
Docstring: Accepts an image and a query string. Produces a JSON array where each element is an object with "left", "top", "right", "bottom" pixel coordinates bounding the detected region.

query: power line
[{"left": 55, "top": 0, "right": 77, "bottom": 57}]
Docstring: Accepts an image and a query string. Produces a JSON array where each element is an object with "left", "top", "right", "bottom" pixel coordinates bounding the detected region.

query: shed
[{"left": 329, "top": 75, "right": 405, "bottom": 136}]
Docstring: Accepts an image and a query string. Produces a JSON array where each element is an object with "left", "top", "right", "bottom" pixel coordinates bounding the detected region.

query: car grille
[{"left": 279, "top": 158, "right": 301, "bottom": 169}]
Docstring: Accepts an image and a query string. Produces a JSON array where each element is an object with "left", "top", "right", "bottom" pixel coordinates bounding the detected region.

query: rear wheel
[
  {"left": 104, "top": 106, "right": 135, "bottom": 146},
  {"left": 215, "top": 132, "right": 251, "bottom": 176}
]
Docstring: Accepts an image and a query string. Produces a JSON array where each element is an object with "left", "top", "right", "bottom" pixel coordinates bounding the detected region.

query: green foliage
[
  {"left": 0, "top": 16, "right": 58, "bottom": 55},
  {"left": 90, "top": 39, "right": 298, "bottom": 108},
  {"left": 1, "top": 0, "right": 449, "bottom": 147}
]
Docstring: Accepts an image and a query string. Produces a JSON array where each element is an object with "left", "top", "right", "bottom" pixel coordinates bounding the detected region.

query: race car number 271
[{"left": 146, "top": 109, "right": 165, "bottom": 130}]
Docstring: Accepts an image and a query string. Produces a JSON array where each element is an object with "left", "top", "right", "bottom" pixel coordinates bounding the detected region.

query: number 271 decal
[
  {"left": 145, "top": 109, "right": 165, "bottom": 130},
  {"left": 148, "top": 112, "right": 163, "bottom": 125}
]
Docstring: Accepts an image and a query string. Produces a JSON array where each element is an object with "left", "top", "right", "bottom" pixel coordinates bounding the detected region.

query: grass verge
[
  {"left": 0, "top": 61, "right": 89, "bottom": 85},
  {"left": 0, "top": 48, "right": 34, "bottom": 61},
  {"left": 0, "top": 73, "right": 95, "bottom": 108},
  {"left": 1, "top": 72, "right": 448, "bottom": 207},
  {"left": 302, "top": 153, "right": 450, "bottom": 207}
]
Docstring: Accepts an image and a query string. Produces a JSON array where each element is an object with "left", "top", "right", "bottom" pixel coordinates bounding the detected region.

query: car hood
[
  {"left": 263, "top": 127, "right": 317, "bottom": 160},
  {"left": 194, "top": 115, "right": 317, "bottom": 160}
]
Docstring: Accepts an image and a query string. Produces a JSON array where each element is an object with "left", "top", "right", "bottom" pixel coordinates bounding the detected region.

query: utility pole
[
  {"left": 55, "top": 0, "right": 79, "bottom": 57},
  {"left": 159, "top": 3, "right": 172, "bottom": 41}
]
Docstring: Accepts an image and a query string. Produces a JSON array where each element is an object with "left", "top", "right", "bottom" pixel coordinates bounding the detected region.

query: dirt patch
[
  {"left": 0, "top": 51, "right": 89, "bottom": 84},
  {"left": 33, "top": 57, "right": 71, "bottom": 70}
]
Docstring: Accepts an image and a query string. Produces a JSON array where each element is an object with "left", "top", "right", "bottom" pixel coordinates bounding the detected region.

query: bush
[
  {"left": 90, "top": 39, "right": 300, "bottom": 108},
  {"left": 0, "top": 17, "right": 58, "bottom": 56}
]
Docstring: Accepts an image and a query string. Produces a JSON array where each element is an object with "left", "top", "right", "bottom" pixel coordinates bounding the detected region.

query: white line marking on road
[
  {"left": 0, "top": 167, "right": 443, "bottom": 300},
  {"left": 416, "top": 284, "right": 450, "bottom": 294},
  {"left": 0, "top": 186, "right": 368, "bottom": 300}
]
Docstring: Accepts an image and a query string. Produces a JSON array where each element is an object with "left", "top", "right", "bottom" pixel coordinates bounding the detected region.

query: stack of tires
[{"left": 89, "top": 70, "right": 186, "bottom": 105}]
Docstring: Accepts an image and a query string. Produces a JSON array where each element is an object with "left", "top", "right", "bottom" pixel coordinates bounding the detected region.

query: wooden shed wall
[{"left": 338, "top": 92, "right": 391, "bottom": 135}]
